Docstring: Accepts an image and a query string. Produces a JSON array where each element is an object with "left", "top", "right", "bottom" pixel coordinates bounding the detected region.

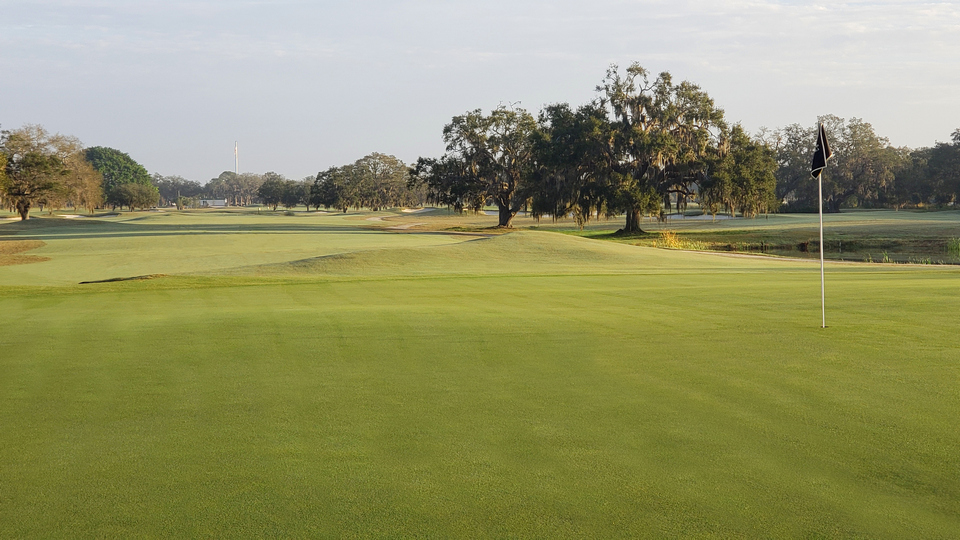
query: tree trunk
[
  {"left": 497, "top": 202, "right": 515, "bottom": 228},
  {"left": 17, "top": 201, "right": 30, "bottom": 221},
  {"left": 623, "top": 207, "right": 642, "bottom": 233}
]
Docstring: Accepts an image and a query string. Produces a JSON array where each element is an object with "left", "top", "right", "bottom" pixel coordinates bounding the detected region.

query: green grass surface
[
  {"left": 0, "top": 210, "right": 472, "bottom": 285},
  {"left": 2, "top": 210, "right": 959, "bottom": 536}
]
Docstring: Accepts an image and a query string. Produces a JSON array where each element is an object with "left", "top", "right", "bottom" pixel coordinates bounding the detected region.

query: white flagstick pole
[{"left": 818, "top": 170, "right": 825, "bottom": 328}]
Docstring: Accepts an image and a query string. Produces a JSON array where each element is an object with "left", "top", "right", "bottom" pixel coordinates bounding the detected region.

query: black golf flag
[{"left": 811, "top": 123, "right": 832, "bottom": 178}]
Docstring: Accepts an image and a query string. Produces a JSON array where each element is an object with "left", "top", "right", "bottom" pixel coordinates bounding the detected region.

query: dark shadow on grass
[{"left": 0, "top": 219, "right": 404, "bottom": 241}]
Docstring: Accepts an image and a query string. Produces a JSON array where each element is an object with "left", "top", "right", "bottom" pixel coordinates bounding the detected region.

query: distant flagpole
[
  {"left": 811, "top": 122, "right": 833, "bottom": 328},
  {"left": 235, "top": 141, "right": 239, "bottom": 175}
]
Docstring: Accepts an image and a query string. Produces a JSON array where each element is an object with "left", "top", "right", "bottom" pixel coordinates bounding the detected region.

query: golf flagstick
[
  {"left": 818, "top": 170, "right": 825, "bottom": 328},
  {"left": 811, "top": 122, "right": 832, "bottom": 328}
]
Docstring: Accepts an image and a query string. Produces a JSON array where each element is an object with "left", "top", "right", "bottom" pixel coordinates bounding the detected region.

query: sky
[{"left": 2, "top": 0, "right": 959, "bottom": 183}]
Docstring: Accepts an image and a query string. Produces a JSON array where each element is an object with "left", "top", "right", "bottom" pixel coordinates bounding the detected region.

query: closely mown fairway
[{"left": 2, "top": 210, "right": 959, "bottom": 537}]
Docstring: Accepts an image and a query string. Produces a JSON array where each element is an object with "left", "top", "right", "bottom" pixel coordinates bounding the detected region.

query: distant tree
[
  {"left": 702, "top": 125, "right": 779, "bottom": 218},
  {"left": 152, "top": 173, "right": 202, "bottom": 206},
  {"left": 314, "top": 154, "right": 422, "bottom": 212},
  {"left": 448, "top": 106, "right": 538, "bottom": 227},
  {"left": 62, "top": 151, "right": 103, "bottom": 213},
  {"left": 770, "top": 122, "right": 814, "bottom": 209},
  {"left": 774, "top": 116, "right": 904, "bottom": 212},
  {"left": 257, "top": 173, "right": 287, "bottom": 210},
  {"left": 529, "top": 102, "right": 615, "bottom": 229},
  {"left": 116, "top": 182, "right": 159, "bottom": 210},
  {"left": 411, "top": 155, "right": 485, "bottom": 214},
  {"left": 353, "top": 153, "right": 416, "bottom": 210},
  {"left": 299, "top": 177, "right": 315, "bottom": 210},
  {"left": 1, "top": 125, "right": 71, "bottom": 220},
  {"left": 175, "top": 195, "right": 195, "bottom": 210},
  {"left": 926, "top": 133, "right": 960, "bottom": 204},
  {"left": 281, "top": 179, "right": 303, "bottom": 209},
  {"left": 207, "top": 171, "right": 263, "bottom": 206},
  {"left": 311, "top": 167, "right": 348, "bottom": 212},
  {"left": 8, "top": 129, "right": 102, "bottom": 214},
  {"left": 826, "top": 117, "right": 904, "bottom": 211},
  {"left": 597, "top": 63, "right": 727, "bottom": 231},
  {"left": 84, "top": 146, "right": 154, "bottom": 209},
  {"left": 0, "top": 152, "right": 7, "bottom": 201},
  {"left": 887, "top": 147, "right": 933, "bottom": 209}
]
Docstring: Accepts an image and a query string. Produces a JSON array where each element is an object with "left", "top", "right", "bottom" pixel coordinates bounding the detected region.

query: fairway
[{"left": 2, "top": 211, "right": 959, "bottom": 537}]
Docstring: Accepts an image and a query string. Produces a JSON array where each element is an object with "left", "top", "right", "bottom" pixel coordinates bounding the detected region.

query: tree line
[
  {"left": 411, "top": 63, "right": 778, "bottom": 232},
  {"left": 412, "top": 63, "right": 960, "bottom": 231},
  {"left": 0, "top": 125, "right": 165, "bottom": 219},
  {"left": 0, "top": 122, "right": 426, "bottom": 220},
  {"left": 5, "top": 62, "right": 959, "bottom": 223},
  {"left": 772, "top": 118, "right": 960, "bottom": 212}
]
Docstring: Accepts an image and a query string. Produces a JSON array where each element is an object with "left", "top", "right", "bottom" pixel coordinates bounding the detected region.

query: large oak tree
[
  {"left": 440, "top": 105, "right": 538, "bottom": 228},
  {"left": 1, "top": 125, "right": 99, "bottom": 220}
]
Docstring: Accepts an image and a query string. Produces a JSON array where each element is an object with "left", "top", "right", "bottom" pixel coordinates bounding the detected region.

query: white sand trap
[
  {"left": 365, "top": 216, "right": 385, "bottom": 221},
  {"left": 61, "top": 214, "right": 85, "bottom": 219},
  {"left": 387, "top": 222, "right": 426, "bottom": 230},
  {"left": 401, "top": 208, "right": 436, "bottom": 213}
]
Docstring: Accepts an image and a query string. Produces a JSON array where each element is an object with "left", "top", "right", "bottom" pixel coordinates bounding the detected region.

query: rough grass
[
  {"left": 2, "top": 210, "right": 959, "bottom": 537},
  {"left": 0, "top": 240, "right": 49, "bottom": 266}
]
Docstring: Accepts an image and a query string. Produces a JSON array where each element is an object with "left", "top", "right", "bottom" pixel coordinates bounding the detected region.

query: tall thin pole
[
  {"left": 818, "top": 171, "right": 826, "bottom": 328},
  {"left": 235, "top": 141, "right": 239, "bottom": 175}
]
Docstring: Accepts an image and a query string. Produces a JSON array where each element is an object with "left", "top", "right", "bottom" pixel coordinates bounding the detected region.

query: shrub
[
  {"left": 655, "top": 230, "right": 707, "bottom": 251},
  {"left": 947, "top": 238, "right": 960, "bottom": 258}
]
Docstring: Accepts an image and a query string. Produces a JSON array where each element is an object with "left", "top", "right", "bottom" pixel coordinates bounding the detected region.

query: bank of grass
[
  {"left": 557, "top": 209, "right": 960, "bottom": 264},
  {"left": 2, "top": 210, "right": 960, "bottom": 536},
  {"left": 0, "top": 210, "right": 475, "bottom": 285}
]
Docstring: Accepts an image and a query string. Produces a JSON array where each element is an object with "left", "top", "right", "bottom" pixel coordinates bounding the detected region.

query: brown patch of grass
[{"left": 0, "top": 240, "right": 50, "bottom": 266}]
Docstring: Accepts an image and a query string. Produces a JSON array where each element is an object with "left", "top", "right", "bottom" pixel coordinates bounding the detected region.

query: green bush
[{"left": 947, "top": 238, "right": 960, "bottom": 258}]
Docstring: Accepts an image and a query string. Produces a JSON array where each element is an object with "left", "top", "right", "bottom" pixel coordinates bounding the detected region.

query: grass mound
[{"left": 231, "top": 230, "right": 802, "bottom": 279}]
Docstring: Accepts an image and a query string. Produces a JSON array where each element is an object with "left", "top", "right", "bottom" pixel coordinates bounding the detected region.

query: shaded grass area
[{"left": 1, "top": 225, "right": 959, "bottom": 536}]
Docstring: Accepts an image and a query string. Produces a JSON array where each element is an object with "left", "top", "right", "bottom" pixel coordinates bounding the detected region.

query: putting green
[{"left": 1, "top": 212, "right": 958, "bottom": 537}]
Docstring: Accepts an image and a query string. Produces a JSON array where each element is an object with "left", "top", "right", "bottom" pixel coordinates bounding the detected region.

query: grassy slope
[
  {"left": 360, "top": 207, "right": 960, "bottom": 263},
  {"left": 0, "top": 211, "right": 472, "bottom": 285},
  {"left": 1, "top": 213, "right": 959, "bottom": 537}
]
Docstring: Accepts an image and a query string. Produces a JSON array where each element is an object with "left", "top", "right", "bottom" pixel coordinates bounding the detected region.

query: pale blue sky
[{"left": 2, "top": 0, "right": 958, "bottom": 182}]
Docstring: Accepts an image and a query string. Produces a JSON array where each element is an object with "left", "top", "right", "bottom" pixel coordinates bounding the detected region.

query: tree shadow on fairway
[{"left": 0, "top": 218, "right": 388, "bottom": 241}]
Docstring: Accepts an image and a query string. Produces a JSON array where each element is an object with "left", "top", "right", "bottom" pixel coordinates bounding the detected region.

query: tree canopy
[
  {"left": 207, "top": 172, "right": 263, "bottom": 207},
  {"left": 84, "top": 146, "right": 156, "bottom": 209},
  {"left": 417, "top": 63, "right": 776, "bottom": 231},
  {"left": 312, "top": 153, "right": 423, "bottom": 212},
  {"left": 1, "top": 125, "right": 102, "bottom": 219},
  {"left": 153, "top": 174, "right": 203, "bottom": 207}
]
